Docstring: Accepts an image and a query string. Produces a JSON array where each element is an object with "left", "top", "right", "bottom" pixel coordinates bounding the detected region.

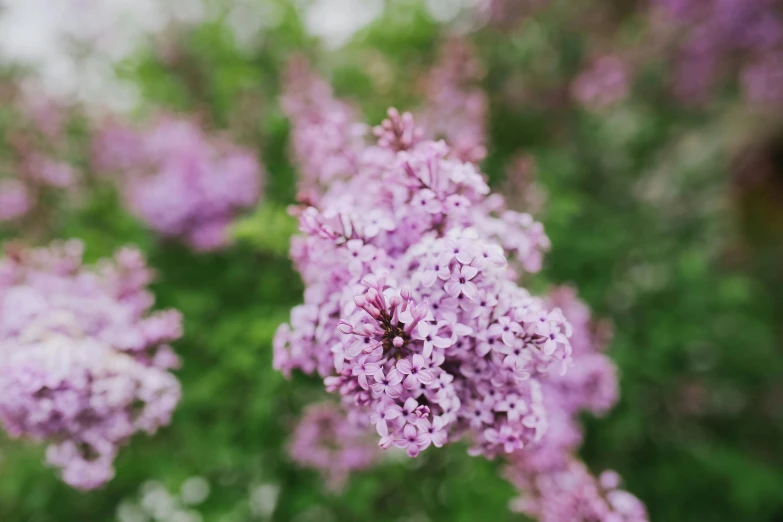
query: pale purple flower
[
  {"left": 443, "top": 236, "right": 477, "bottom": 265},
  {"left": 485, "top": 425, "right": 524, "bottom": 453},
  {"left": 475, "top": 331, "right": 502, "bottom": 357},
  {"left": 346, "top": 240, "right": 377, "bottom": 275},
  {"left": 370, "top": 401, "right": 402, "bottom": 436},
  {"left": 488, "top": 316, "right": 523, "bottom": 346},
  {"left": 466, "top": 400, "right": 495, "bottom": 429},
  {"left": 499, "top": 340, "right": 533, "bottom": 371},
  {"left": 412, "top": 321, "right": 453, "bottom": 358},
  {"left": 494, "top": 394, "right": 529, "bottom": 423},
  {"left": 371, "top": 369, "right": 403, "bottom": 398},
  {"left": 352, "top": 354, "right": 382, "bottom": 390},
  {"left": 394, "top": 423, "right": 427, "bottom": 457},
  {"left": 412, "top": 189, "right": 443, "bottom": 214},
  {"left": 396, "top": 354, "right": 436, "bottom": 389},
  {"left": 444, "top": 265, "right": 479, "bottom": 300},
  {"left": 416, "top": 416, "right": 448, "bottom": 449}
]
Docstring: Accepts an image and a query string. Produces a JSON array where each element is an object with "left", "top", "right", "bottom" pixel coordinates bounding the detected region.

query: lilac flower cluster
[
  {"left": 508, "top": 462, "right": 648, "bottom": 522},
  {"left": 0, "top": 87, "right": 77, "bottom": 225},
  {"left": 289, "top": 402, "right": 379, "bottom": 491},
  {"left": 278, "top": 61, "right": 646, "bottom": 516},
  {"left": 420, "top": 40, "right": 488, "bottom": 164},
  {"left": 281, "top": 56, "right": 366, "bottom": 197},
  {"left": 274, "top": 106, "right": 566, "bottom": 464},
  {"left": 571, "top": 55, "right": 630, "bottom": 110},
  {"left": 503, "top": 287, "right": 647, "bottom": 522},
  {"left": 0, "top": 240, "right": 182, "bottom": 490},
  {"left": 94, "top": 115, "right": 263, "bottom": 251},
  {"left": 653, "top": 0, "right": 783, "bottom": 104}
]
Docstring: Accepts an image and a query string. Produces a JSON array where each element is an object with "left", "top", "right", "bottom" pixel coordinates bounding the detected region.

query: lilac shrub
[
  {"left": 0, "top": 240, "right": 182, "bottom": 489},
  {"left": 275, "top": 95, "right": 646, "bottom": 518},
  {"left": 275, "top": 106, "right": 559, "bottom": 458},
  {"left": 94, "top": 115, "right": 263, "bottom": 251}
]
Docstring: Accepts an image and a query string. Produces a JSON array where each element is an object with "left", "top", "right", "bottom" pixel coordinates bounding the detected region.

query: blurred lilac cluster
[
  {"left": 504, "top": 287, "right": 647, "bottom": 521},
  {"left": 289, "top": 402, "right": 379, "bottom": 491},
  {"left": 509, "top": 462, "right": 648, "bottom": 522},
  {"left": 0, "top": 240, "right": 182, "bottom": 489},
  {"left": 94, "top": 115, "right": 263, "bottom": 251},
  {"left": 571, "top": 55, "right": 630, "bottom": 110},
  {"left": 0, "top": 87, "right": 77, "bottom": 225},
  {"left": 654, "top": 0, "right": 783, "bottom": 104},
  {"left": 281, "top": 56, "right": 366, "bottom": 197},
  {"left": 419, "top": 39, "right": 488, "bottom": 164}
]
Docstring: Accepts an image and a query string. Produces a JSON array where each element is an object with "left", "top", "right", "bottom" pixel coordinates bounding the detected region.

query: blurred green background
[{"left": 0, "top": 1, "right": 782, "bottom": 520}]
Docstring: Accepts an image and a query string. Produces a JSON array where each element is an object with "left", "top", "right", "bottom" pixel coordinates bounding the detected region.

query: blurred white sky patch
[
  {"left": 0, "top": 0, "right": 194, "bottom": 110},
  {"left": 425, "top": 0, "right": 485, "bottom": 32},
  {"left": 0, "top": 0, "right": 384, "bottom": 109},
  {"left": 226, "top": 0, "right": 285, "bottom": 50},
  {"left": 299, "top": 0, "right": 384, "bottom": 48}
]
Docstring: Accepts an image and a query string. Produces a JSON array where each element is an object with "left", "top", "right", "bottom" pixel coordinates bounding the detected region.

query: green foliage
[{"left": 1, "top": 2, "right": 781, "bottom": 521}]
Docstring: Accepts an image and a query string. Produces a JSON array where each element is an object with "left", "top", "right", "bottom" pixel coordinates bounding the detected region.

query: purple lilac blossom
[
  {"left": 288, "top": 402, "right": 380, "bottom": 491},
  {"left": 94, "top": 115, "right": 263, "bottom": 251},
  {"left": 277, "top": 69, "right": 645, "bottom": 516},
  {"left": 0, "top": 240, "right": 183, "bottom": 490},
  {"left": 275, "top": 106, "right": 567, "bottom": 463}
]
